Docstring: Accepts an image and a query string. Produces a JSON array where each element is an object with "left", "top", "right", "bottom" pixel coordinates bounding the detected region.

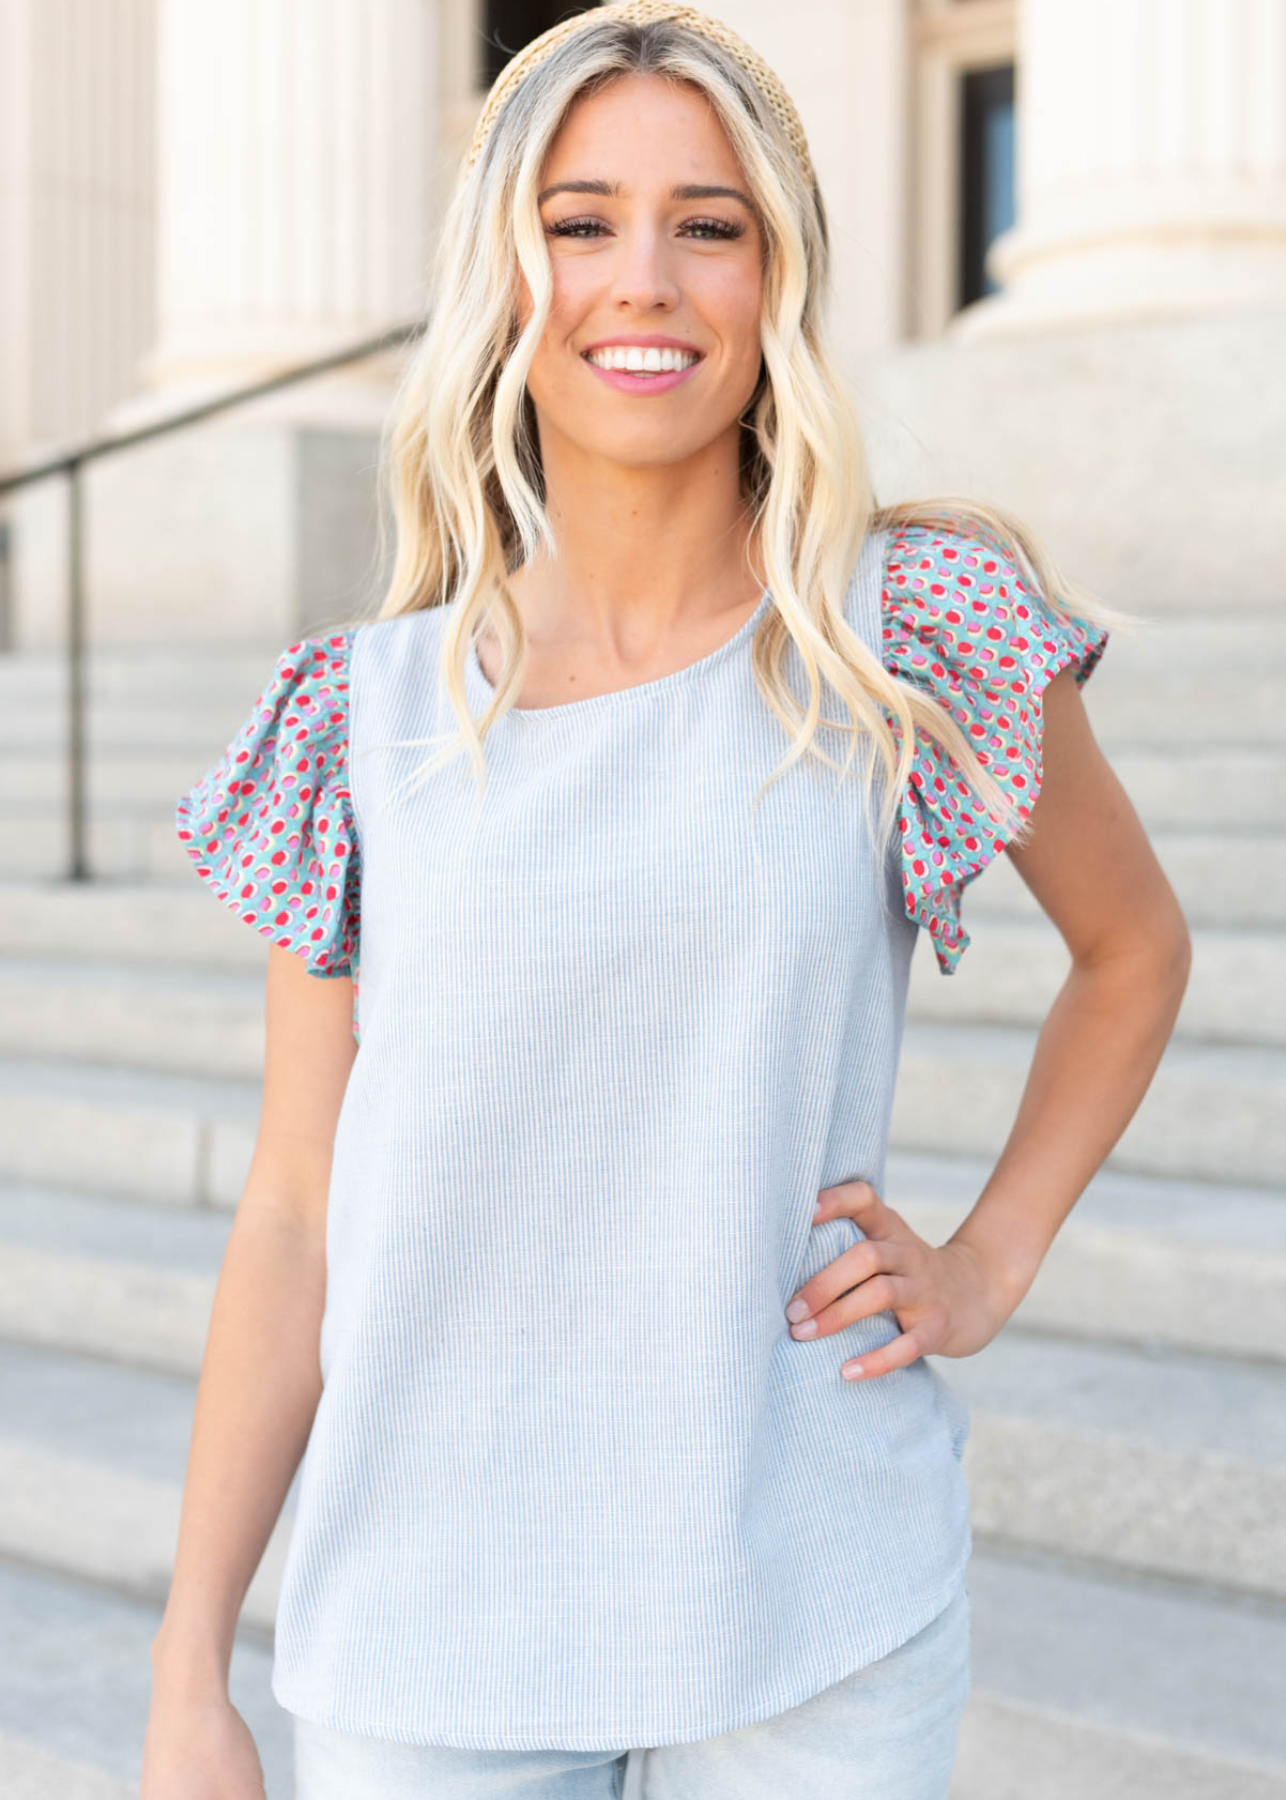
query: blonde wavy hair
[{"left": 348, "top": 7, "right": 1136, "bottom": 857}]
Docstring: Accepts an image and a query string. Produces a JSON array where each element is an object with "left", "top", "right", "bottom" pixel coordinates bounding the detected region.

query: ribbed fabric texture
[
  {"left": 176, "top": 522, "right": 1110, "bottom": 1748},
  {"left": 263, "top": 524, "right": 977, "bottom": 1749}
]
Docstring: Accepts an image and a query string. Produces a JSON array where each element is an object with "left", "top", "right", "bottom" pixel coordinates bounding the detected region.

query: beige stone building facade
[{"left": 2, "top": 0, "right": 1284, "bottom": 643}]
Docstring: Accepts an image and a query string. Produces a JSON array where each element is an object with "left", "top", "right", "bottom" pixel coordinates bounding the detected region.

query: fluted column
[
  {"left": 138, "top": 0, "right": 437, "bottom": 398},
  {"left": 956, "top": 0, "right": 1286, "bottom": 337},
  {"left": 0, "top": 0, "right": 157, "bottom": 459}
]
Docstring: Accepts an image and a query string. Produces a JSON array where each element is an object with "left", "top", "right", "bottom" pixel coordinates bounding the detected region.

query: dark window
[
  {"left": 958, "top": 62, "right": 1015, "bottom": 306},
  {"left": 481, "top": 1, "right": 600, "bottom": 90}
]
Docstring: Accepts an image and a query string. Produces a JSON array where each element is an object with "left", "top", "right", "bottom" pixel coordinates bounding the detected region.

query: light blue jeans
[{"left": 291, "top": 1582, "right": 971, "bottom": 1799}]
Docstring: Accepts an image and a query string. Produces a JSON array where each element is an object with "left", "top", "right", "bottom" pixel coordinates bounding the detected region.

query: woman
[{"left": 144, "top": 4, "right": 1190, "bottom": 1797}]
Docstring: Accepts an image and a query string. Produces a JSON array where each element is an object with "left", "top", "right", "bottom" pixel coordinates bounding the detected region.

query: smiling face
[{"left": 516, "top": 72, "right": 767, "bottom": 475}]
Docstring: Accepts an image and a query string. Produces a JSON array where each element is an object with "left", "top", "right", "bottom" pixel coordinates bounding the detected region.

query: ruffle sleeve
[
  {"left": 174, "top": 632, "right": 361, "bottom": 985},
  {"left": 881, "top": 522, "right": 1109, "bottom": 974}
]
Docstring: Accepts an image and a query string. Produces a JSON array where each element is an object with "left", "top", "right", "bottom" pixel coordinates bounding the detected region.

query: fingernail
[
  {"left": 785, "top": 1297, "right": 811, "bottom": 1322},
  {"left": 842, "top": 1361, "right": 864, "bottom": 1379}
]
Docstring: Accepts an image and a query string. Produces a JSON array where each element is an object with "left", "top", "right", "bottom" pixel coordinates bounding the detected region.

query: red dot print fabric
[
  {"left": 174, "top": 632, "right": 361, "bottom": 1031},
  {"left": 881, "top": 523, "right": 1109, "bottom": 975}
]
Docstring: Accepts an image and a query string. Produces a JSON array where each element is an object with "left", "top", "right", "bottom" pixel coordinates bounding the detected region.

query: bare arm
[
  {"left": 791, "top": 663, "right": 1193, "bottom": 1372},
  {"left": 142, "top": 945, "right": 357, "bottom": 1788},
  {"left": 942, "top": 661, "right": 1192, "bottom": 1309}
]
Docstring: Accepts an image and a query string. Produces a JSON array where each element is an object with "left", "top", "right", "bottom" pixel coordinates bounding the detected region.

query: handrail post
[
  {"left": 0, "top": 318, "right": 425, "bottom": 888},
  {"left": 67, "top": 457, "right": 88, "bottom": 879}
]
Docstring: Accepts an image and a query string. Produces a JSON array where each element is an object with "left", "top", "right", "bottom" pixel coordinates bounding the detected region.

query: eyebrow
[{"left": 537, "top": 178, "right": 756, "bottom": 210}]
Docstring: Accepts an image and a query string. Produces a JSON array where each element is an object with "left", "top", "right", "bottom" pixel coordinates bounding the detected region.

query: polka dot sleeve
[
  {"left": 881, "top": 522, "right": 1109, "bottom": 974},
  {"left": 174, "top": 632, "right": 361, "bottom": 985}
]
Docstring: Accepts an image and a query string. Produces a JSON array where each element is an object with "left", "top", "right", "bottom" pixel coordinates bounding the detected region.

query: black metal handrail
[{"left": 0, "top": 319, "right": 424, "bottom": 879}]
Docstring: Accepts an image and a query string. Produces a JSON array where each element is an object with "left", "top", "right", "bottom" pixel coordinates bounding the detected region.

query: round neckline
[{"left": 464, "top": 584, "right": 774, "bottom": 724}]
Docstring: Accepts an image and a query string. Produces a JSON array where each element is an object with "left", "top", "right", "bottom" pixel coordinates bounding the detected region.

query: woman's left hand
[{"left": 784, "top": 1179, "right": 1018, "bottom": 1381}]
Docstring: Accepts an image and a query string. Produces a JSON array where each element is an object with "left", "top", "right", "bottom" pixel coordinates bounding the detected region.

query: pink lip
[{"left": 581, "top": 336, "right": 704, "bottom": 395}]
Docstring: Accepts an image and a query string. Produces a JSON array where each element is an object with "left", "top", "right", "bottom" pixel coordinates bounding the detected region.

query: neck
[{"left": 509, "top": 431, "right": 764, "bottom": 645}]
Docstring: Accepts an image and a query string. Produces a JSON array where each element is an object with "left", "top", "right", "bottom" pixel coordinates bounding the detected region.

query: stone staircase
[{"left": 0, "top": 607, "right": 1283, "bottom": 1799}]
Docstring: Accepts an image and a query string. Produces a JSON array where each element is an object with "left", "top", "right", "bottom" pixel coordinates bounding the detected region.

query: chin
[{"left": 600, "top": 438, "right": 706, "bottom": 470}]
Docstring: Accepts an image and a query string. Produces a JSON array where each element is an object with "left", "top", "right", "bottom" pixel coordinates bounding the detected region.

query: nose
[{"left": 605, "top": 222, "right": 682, "bottom": 314}]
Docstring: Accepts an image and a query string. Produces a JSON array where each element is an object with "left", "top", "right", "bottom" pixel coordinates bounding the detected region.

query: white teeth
[{"left": 586, "top": 345, "right": 699, "bottom": 374}]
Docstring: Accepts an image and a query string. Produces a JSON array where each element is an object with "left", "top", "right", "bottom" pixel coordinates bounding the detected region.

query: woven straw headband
[{"left": 465, "top": 0, "right": 816, "bottom": 192}]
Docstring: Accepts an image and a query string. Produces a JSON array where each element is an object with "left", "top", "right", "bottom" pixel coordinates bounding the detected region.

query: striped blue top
[{"left": 176, "top": 522, "right": 1108, "bottom": 1749}]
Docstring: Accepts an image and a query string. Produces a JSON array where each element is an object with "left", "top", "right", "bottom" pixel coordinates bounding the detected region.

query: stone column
[
  {"left": 724, "top": 0, "right": 915, "bottom": 354},
  {"left": 956, "top": 0, "right": 1286, "bottom": 337},
  {"left": 0, "top": 0, "right": 157, "bottom": 461},
  {"left": 136, "top": 0, "right": 438, "bottom": 406},
  {"left": 71, "top": 0, "right": 444, "bottom": 648}
]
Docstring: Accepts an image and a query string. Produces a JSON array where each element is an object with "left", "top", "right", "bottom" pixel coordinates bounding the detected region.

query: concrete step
[
  {"left": 963, "top": 828, "right": 1286, "bottom": 931},
  {"left": 0, "top": 1322, "right": 1280, "bottom": 1793},
  {"left": 0, "top": 809, "right": 191, "bottom": 883},
  {"left": 93, "top": 666, "right": 1256, "bottom": 778},
  {"left": 907, "top": 917, "right": 1284, "bottom": 1048},
  {"left": 0, "top": 875, "right": 269, "bottom": 969},
  {"left": 1, "top": 826, "right": 1280, "bottom": 968},
  {"left": 6, "top": 749, "right": 245, "bottom": 808},
  {"left": 932, "top": 1325, "right": 1286, "bottom": 1599},
  {"left": 885, "top": 1146, "right": 1286, "bottom": 1363},
  {"left": 1, "top": 1138, "right": 1281, "bottom": 1381},
  {"left": 0, "top": 611, "right": 1278, "bottom": 680},
  {"left": 0, "top": 640, "right": 285, "bottom": 699},
  {"left": 4, "top": 736, "right": 1283, "bottom": 829},
  {"left": 951, "top": 1542, "right": 1286, "bottom": 1798},
  {"left": 5, "top": 807, "right": 1283, "bottom": 908},
  {"left": 0, "top": 1054, "right": 259, "bottom": 1209},
  {"left": 4, "top": 1286, "right": 1282, "bottom": 1611},
  {"left": 1089, "top": 672, "right": 1286, "bottom": 745},
  {"left": 2, "top": 1545, "right": 1281, "bottom": 1800},
  {"left": 0, "top": 695, "right": 287, "bottom": 758},
  {"left": 894, "top": 1020, "right": 1285, "bottom": 1187},
  {"left": 0, "top": 1555, "right": 292, "bottom": 1800},
  {"left": 0, "top": 955, "right": 268, "bottom": 1079},
  {"left": 1101, "top": 745, "right": 1284, "bottom": 831},
  {"left": 1096, "top": 614, "right": 1286, "bottom": 672},
  {"left": 0, "top": 1182, "right": 231, "bottom": 1375},
  {"left": 0, "top": 654, "right": 1278, "bottom": 755},
  {"left": 1082, "top": 617, "right": 1286, "bottom": 743},
  {"left": 0, "top": 801, "right": 311, "bottom": 884},
  {"left": 0, "top": 909, "right": 1272, "bottom": 1082},
  {"left": 0, "top": 640, "right": 293, "bottom": 753},
  {"left": 0, "top": 613, "right": 1275, "bottom": 697},
  {"left": 0, "top": 1341, "right": 296, "bottom": 1631},
  {"left": 0, "top": 1008, "right": 1277, "bottom": 1213}
]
